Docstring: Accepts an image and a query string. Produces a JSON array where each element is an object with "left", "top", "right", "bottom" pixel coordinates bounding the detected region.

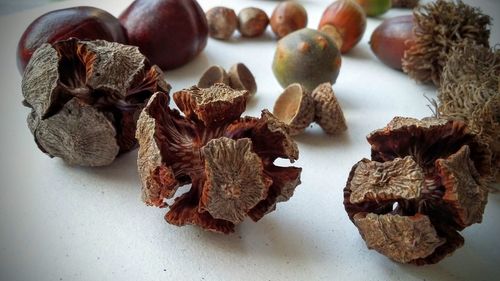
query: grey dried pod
[
  {"left": 344, "top": 117, "right": 491, "bottom": 265},
  {"left": 438, "top": 40, "right": 500, "bottom": 181},
  {"left": 206, "top": 7, "right": 238, "bottom": 40},
  {"left": 22, "top": 39, "right": 170, "bottom": 166},
  {"left": 228, "top": 63, "right": 257, "bottom": 96},
  {"left": 136, "top": 84, "right": 302, "bottom": 233},
  {"left": 273, "top": 83, "right": 315, "bottom": 136},
  {"left": 197, "top": 65, "right": 229, "bottom": 88},
  {"left": 311, "top": 83, "right": 347, "bottom": 135}
]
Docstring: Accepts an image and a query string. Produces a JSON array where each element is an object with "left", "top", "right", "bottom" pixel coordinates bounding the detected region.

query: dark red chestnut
[
  {"left": 119, "top": 0, "right": 208, "bottom": 70},
  {"left": 17, "top": 6, "right": 127, "bottom": 74}
]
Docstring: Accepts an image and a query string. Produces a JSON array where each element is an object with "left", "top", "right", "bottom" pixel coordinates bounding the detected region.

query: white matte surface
[{"left": 0, "top": 1, "right": 499, "bottom": 280}]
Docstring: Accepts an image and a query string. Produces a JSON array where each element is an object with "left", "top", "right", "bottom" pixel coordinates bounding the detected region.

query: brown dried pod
[
  {"left": 391, "top": 0, "right": 419, "bottom": 9},
  {"left": 238, "top": 7, "right": 269, "bottom": 38},
  {"left": 344, "top": 117, "right": 491, "bottom": 265},
  {"left": 438, "top": 40, "right": 500, "bottom": 181},
  {"left": 136, "top": 84, "right": 302, "bottom": 234},
  {"left": 402, "top": 0, "right": 491, "bottom": 86},
  {"left": 22, "top": 39, "right": 170, "bottom": 166},
  {"left": 273, "top": 83, "right": 315, "bottom": 136},
  {"left": 270, "top": 1, "right": 308, "bottom": 39},
  {"left": 197, "top": 65, "right": 229, "bottom": 88},
  {"left": 228, "top": 63, "right": 257, "bottom": 96},
  {"left": 311, "top": 83, "right": 347, "bottom": 135},
  {"left": 206, "top": 7, "right": 238, "bottom": 40}
]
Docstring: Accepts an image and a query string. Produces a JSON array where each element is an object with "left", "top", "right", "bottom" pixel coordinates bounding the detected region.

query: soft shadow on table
[
  {"left": 294, "top": 128, "right": 352, "bottom": 149},
  {"left": 165, "top": 52, "right": 212, "bottom": 86},
  {"left": 343, "top": 44, "right": 374, "bottom": 61}
]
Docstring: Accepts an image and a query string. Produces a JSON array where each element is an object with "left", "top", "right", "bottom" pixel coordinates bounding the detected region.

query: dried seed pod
[
  {"left": 228, "top": 63, "right": 257, "bottom": 96},
  {"left": 136, "top": 84, "right": 302, "bottom": 234},
  {"left": 206, "top": 7, "right": 238, "bottom": 40},
  {"left": 238, "top": 7, "right": 269, "bottom": 38},
  {"left": 344, "top": 117, "right": 491, "bottom": 265},
  {"left": 311, "top": 83, "right": 347, "bottom": 135},
  {"left": 391, "top": 0, "right": 419, "bottom": 8},
  {"left": 197, "top": 65, "right": 229, "bottom": 88},
  {"left": 270, "top": 1, "right": 308, "bottom": 39},
  {"left": 438, "top": 40, "right": 500, "bottom": 181},
  {"left": 22, "top": 39, "right": 170, "bottom": 166},
  {"left": 402, "top": 0, "right": 491, "bottom": 86},
  {"left": 273, "top": 83, "right": 314, "bottom": 136}
]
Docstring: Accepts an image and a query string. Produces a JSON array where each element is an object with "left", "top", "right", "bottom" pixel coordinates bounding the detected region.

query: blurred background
[{"left": 0, "top": 0, "right": 65, "bottom": 15}]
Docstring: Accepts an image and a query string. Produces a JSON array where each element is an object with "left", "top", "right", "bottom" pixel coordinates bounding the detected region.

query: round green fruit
[
  {"left": 272, "top": 28, "right": 342, "bottom": 93},
  {"left": 355, "top": 0, "right": 391, "bottom": 17}
]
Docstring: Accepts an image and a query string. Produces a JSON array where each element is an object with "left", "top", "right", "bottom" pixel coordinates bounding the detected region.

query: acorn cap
[{"left": 273, "top": 83, "right": 315, "bottom": 136}]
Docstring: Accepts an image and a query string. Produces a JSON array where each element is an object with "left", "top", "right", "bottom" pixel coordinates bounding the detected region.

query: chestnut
[
  {"left": 270, "top": 1, "right": 308, "bottom": 39},
  {"left": 120, "top": 0, "right": 208, "bottom": 70},
  {"left": 206, "top": 7, "right": 238, "bottom": 40},
  {"left": 17, "top": 6, "right": 127, "bottom": 73}
]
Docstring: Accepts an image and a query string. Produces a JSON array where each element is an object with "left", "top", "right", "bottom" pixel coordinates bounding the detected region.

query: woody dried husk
[
  {"left": 136, "top": 84, "right": 302, "bottom": 234},
  {"left": 22, "top": 39, "right": 170, "bottom": 166},
  {"left": 402, "top": 0, "right": 491, "bottom": 86},
  {"left": 438, "top": 40, "right": 500, "bottom": 181},
  {"left": 344, "top": 117, "right": 490, "bottom": 265}
]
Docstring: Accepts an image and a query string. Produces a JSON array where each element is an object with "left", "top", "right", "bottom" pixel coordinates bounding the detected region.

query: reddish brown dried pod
[
  {"left": 391, "top": 0, "right": 419, "bottom": 8},
  {"left": 136, "top": 84, "right": 302, "bottom": 233},
  {"left": 402, "top": 0, "right": 491, "bottom": 86},
  {"left": 439, "top": 40, "right": 500, "bottom": 181},
  {"left": 22, "top": 39, "right": 170, "bottom": 166},
  {"left": 344, "top": 117, "right": 490, "bottom": 265}
]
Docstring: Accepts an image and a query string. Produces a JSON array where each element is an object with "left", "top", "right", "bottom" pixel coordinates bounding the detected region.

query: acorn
[
  {"left": 318, "top": 0, "right": 367, "bottom": 54},
  {"left": 272, "top": 28, "right": 342, "bottom": 93},
  {"left": 355, "top": 0, "right": 391, "bottom": 17}
]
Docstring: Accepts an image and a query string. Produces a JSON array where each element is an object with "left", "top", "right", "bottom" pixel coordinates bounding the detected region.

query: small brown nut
[
  {"left": 238, "top": 7, "right": 269, "bottom": 38},
  {"left": 273, "top": 83, "right": 314, "bottom": 136},
  {"left": 228, "top": 63, "right": 257, "bottom": 97},
  {"left": 198, "top": 65, "right": 229, "bottom": 88},
  {"left": 344, "top": 117, "right": 491, "bottom": 265},
  {"left": 270, "top": 1, "right": 308, "bottom": 39},
  {"left": 206, "top": 7, "right": 237, "bottom": 40},
  {"left": 311, "top": 83, "right": 347, "bottom": 135},
  {"left": 22, "top": 38, "right": 170, "bottom": 166}
]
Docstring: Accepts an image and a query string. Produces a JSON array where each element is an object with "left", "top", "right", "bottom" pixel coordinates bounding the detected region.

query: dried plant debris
[
  {"left": 197, "top": 65, "right": 229, "bottom": 88},
  {"left": 22, "top": 39, "right": 170, "bottom": 166},
  {"left": 344, "top": 117, "right": 490, "bottom": 265},
  {"left": 136, "top": 83, "right": 301, "bottom": 234},
  {"left": 438, "top": 40, "right": 500, "bottom": 180},
  {"left": 273, "top": 83, "right": 314, "bottom": 136},
  {"left": 311, "top": 83, "right": 347, "bottom": 135},
  {"left": 402, "top": 0, "right": 491, "bottom": 86},
  {"left": 391, "top": 0, "right": 419, "bottom": 9}
]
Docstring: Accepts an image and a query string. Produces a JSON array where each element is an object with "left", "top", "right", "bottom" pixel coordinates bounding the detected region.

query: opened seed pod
[
  {"left": 22, "top": 39, "right": 170, "bottom": 166},
  {"left": 273, "top": 83, "right": 314, "bottom": 136},
  {"left": 311, "top": 83, "right": 347, "bottom": 135},
  {"left": 198, "top": 65, "right": 229, "bottom": 88},
  {"left": 136, "top": 84, "right": 302, "bottom": 234},
  {"left": 402, "top": 0, "right": 491, "bottom": 86},
  {"left": 439, "top": 40, "right": 500, "bottom": 181},
  {"left": 228, "top": 63, "right": 257, "bottom": 96},
  {"left": 344, "top": 117, "right": 491, "bottom": 265}
]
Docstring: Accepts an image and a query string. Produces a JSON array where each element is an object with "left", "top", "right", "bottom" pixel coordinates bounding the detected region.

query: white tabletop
[{"left": 1, "top": 0, "right": 499, "bottom": 280}]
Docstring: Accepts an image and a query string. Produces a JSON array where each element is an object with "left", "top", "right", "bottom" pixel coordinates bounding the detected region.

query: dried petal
[
  {"left": 354, "top": 213, "right": 445, "bottom": 264},
  {"left": 402, "top": 0, "right": 491, "bottom": 85},
  {"left": 273, "top": 83, "right": 315, "bottom": 136},
  {"left": 173, "top": 83, "right": 247, "bottom": 127},
  {"left": 311, "top": 83, "right": 347, "bottom": 135},
  {"left": 200, "top": 137, "right": 272, "bottom": 224}
]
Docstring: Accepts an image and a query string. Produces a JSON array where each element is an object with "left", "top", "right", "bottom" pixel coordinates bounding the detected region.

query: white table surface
[{"left": 1, "top": 0, "right": 499, "bottom": 280}]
